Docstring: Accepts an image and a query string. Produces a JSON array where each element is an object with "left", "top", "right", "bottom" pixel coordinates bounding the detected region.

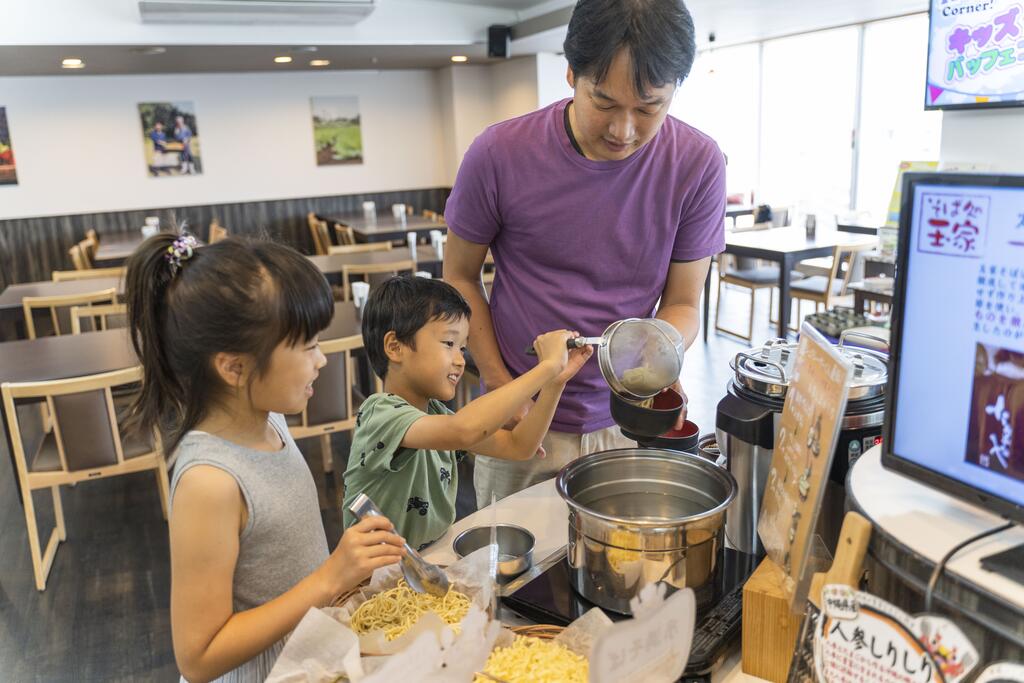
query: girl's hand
[{"left": 321, "top": 516, "right": 405, "bottom": 598}]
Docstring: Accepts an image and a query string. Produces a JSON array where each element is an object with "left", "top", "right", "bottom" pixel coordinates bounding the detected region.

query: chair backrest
[
  {"left": 68, "top": 244, "right": 90, "bottom": 271},
  {"left": 294, "top": 334, "right": 363, "bottom": 430},
  {"left": 70, "top": 303, "right": 128, "bottom": 335},
  {"left": 52, "top": 266, "right": 125, "bottom": 282},
  {"left": 334, "top": 223, "right": 357, "bottom": 246},
  {"left": 86, "top": 228, "right": 99, "bottom": 247},
  {"left": 825, "top": 242, "right": 877, "bottom": 304},
  {"left": 329, "top": 242, "right": 393, "bottom": 255},
  {"left": 1, "top": 366, "right": 155, "bottom": 476},
  {"left": 208, "top": 219, "right": 228, "bottom": 244},
  {"left": 22, "top": 287, "right": 118, "bottom": 339},
  {"left": 80, "top": 236, "right": 98, "bottom": 264},
  {"left": 307, "top": 212, "right": 328, "bottom": 255},
  {"left": 342, "top": 260, "right": 415, "bottom": 300}
]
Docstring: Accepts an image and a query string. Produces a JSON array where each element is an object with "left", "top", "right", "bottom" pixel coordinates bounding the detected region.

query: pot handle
[
  {"left": 731, "top": 351, "right": 788, "bottom": 384},
  {"left": 524, "top": 336, "right": 602, "bottom": 355},
  {"left": 838, "top": 329, "right": 889, "bottom": 351}
]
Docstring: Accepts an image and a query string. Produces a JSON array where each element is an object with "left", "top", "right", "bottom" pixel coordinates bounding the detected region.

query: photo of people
[
  {"left": 139, "top": 102, "right": 202, "bottom": 177},
  {"left": 311, "top": 96, "right": 363, "bottom": 165},
  {"left": 0, "top": 106, "right": 17, "bottom": 186},
  {"left": 965, "top": 342, "right": 1024, "bottom": 482}
]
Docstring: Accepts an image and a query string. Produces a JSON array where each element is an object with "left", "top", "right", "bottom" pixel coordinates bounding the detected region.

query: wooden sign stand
[{"left": 742, "top": 557, "right": 803, "bottom": 682}]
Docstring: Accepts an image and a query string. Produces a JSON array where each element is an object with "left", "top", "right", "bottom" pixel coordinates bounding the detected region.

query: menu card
[{"left": 757, "top": 322, "right": 854, "bottom": 610}]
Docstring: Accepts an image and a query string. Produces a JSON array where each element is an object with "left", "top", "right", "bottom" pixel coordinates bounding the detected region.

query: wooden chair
[
  {"left": 208, "top": 219, "right": 228, "bottom": 244},
  {"left": 70, "top": 303, "right": 128, "bottom": 335},
  {"left": 787, "top": 242, "right": 877, "bottom": 331},
  {"left": 335, "top": 223, "right": 356, "bottom": 246},
  {"left": 286, "top": 335, "right": 379, "bottom": 474},
  {"left": 1, "top": 366, "right": 169, "bottom": 590},
  {"left": 714, "top": 209, "right": 797, "bottom": 342},
  {"left": 68, "top": 244, "right": 91, "bottom": 271},
  {"left": 52, "top": 266, "right": 125, "bottom": 282},
  {"left": 82, "top": 231, "right": 99, "bottom": 263},
  {"left": 342, "top": 260, "right": 415, "bottom": 301},
  {"left": 307, "top": 213, "right": 330, "bottom": 256},
  {"left": 22, "top": 288, "right": 118, "bottom": 339},
  {"left": 328, "top": 242, "right": 393, "bottom": 255}
]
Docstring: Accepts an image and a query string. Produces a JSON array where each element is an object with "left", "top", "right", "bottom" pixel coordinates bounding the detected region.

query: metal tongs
[{"left": 347, "top": 493, "right": 450, "bottom": 597}]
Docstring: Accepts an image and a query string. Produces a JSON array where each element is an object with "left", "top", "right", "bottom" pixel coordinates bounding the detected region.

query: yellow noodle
[
  {"left": 475, "top": 636, "right": 588, "bottom": 683},
  {"left": 349, "top": 579, "right": 470, "bottom": 641}
]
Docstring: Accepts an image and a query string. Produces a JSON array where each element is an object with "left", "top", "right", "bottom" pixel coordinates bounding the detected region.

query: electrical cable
[{"left": 923, "top": 521, "right": 1015, "bottom": 612}]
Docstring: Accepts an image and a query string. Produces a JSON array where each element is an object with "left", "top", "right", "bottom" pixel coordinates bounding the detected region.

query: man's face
[
  {"left": 567, "top": 48, "right": 676, "bottom": 162},
  {"left": 154, "top": 122, "right": 163, "bottom": 131}
]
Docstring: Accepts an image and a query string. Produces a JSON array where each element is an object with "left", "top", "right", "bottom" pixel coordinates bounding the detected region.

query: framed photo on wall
[
  {"left": 311, "top": 97, "right": 363, "bottom": 165},
  {"left": 0, "top": 107, "right": 17, "bottom": 186},
  {"left": 139, "top": 102, "right": 202, "bottom": 177}
]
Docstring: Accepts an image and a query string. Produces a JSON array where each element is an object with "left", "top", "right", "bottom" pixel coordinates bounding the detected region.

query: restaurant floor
[{"left": 0, "top": 279, "right": 785, "bottom": 681}]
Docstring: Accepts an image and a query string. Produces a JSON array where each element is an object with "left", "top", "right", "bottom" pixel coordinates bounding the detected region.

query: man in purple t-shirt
[{"left": 444, "top": 0, "right": 726, "bottom": 507}]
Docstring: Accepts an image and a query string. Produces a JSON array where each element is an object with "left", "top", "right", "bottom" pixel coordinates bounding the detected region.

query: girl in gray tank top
[{"left": 122, "top": 234, "right": 404, "bottom": 682}]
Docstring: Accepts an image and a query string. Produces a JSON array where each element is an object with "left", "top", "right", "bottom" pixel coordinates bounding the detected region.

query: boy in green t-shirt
[{"left": 342, "top": 276, "right": 589, "bottom": 550}]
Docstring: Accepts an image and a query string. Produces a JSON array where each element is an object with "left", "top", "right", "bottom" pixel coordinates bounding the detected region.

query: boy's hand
[
  {"left": 532, "top": 330, "right": 574, "bottom": 375},
  {"left": 324, "top": 516, "right": 405, "bottom": 598},
  {"left": 553, "top": 345, "right": 593, "bottom": 386}
]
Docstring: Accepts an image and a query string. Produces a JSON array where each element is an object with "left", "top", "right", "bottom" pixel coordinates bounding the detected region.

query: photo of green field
[{"left": 311, "top": 96, "right": 363, "bottom": 165}]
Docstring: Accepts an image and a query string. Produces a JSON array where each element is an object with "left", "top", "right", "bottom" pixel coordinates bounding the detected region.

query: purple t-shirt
[{"left": 445, "top": 98, "right": 726, "bottom": 433}]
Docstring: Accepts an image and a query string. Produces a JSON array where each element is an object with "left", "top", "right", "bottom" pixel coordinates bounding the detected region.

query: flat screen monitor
[
  {"left": 926, "top": 0, "right": 1024, "bottom": 110},
  {"left": 883, "top": 172, "right": 1024, "bottom": 524}
]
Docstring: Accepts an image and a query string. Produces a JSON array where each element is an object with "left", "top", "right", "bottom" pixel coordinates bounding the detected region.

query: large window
[
  {"left": 856, "top": 14, "right": 942, "bottom": 224},
  {"left": 669, "top": 14, "right": 942, "bottom": 221},
  {"left": 760, "top": 27, "right": 860, "bottom": 213},
  {"left": 672, "top": 44, "right": 760, "bottom": 202}
]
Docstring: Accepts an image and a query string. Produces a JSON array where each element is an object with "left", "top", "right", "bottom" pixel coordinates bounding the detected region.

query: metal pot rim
[
  {"left": 451, "top": 522, "right": 536, "bottom": 559},
  {"left": 555, "top": 448, "right": 737, "bottom": 528}
]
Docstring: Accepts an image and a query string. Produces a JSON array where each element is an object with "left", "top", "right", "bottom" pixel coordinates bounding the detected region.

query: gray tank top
[{"left": 170, "top": 413, "right": 329, "bottom": 682}]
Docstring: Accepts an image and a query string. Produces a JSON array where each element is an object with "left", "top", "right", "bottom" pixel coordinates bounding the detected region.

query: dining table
[
  {"left": 307, "top": 245, "right": 442, "bottom": 276},
  {"left": 93, "top": 231, "right": 146, "bottom": 262},
  {"left": 326, "top": 213, "right": 447, "bottom": 243},
  {"left": 0, "top": 276, "right": 124, "bottom": 340},
  {"left": 0, "top": 301, "right": 363, "bottom": 504},
  {"left": 703, "top": 227, "right": 879, "bottom": 341}
]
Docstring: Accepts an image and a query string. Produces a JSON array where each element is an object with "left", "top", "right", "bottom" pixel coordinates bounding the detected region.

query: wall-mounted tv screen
[{"left": 926, "top": 0, "right": 1024, "bottom": 110}]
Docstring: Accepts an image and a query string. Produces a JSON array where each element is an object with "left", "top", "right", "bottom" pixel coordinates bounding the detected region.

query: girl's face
[{"left": 250, "top": 336, "right": 328, "bottom": 415}]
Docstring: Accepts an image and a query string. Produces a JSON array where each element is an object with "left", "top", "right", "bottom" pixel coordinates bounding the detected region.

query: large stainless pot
[{"left": 555, "top": 448, "right": 737, "bottom": 615}]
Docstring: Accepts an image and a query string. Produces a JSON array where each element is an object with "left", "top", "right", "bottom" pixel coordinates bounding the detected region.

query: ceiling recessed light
[
  {"left": 61, "top": 57, "right": 85, "bottom": 69},
  {"left": 451, "top": 55, "right": 468, "bottom": 63},
  {"left": 310, "top": 59, "right": 330, "bottom": 67},
  {"left": 274, "top": 56, "right": 293, "bottom": 64}
]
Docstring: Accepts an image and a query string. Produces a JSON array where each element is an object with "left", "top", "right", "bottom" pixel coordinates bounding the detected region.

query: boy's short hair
[{"left": 362, "top": 276, "right": 472, "bottom": 379}]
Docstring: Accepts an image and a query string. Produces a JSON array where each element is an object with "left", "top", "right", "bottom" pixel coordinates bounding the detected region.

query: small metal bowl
[{"left": 453, "top": 524, "right": 535, "bottom": 579}]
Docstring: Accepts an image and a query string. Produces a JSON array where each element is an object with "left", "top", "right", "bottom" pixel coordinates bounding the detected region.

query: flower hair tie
[{"left": 165, "top": 234, "right": 198, "bottom": 276}]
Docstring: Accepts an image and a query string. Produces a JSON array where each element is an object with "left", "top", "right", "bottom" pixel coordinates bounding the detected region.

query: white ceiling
[{"left": 0, "top": 0, "right": 931, "bottom": 77}]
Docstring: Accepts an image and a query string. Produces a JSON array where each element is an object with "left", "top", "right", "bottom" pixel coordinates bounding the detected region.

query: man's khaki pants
[{"left": 472, "top": 425, "right": 634, "bottom": 509}]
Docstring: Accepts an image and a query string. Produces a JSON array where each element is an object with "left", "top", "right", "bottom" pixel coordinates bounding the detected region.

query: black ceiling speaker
[{"left": 488, "top": 25, "right": 512, "bottom": 59}]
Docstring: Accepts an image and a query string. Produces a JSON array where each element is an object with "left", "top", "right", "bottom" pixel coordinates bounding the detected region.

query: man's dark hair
[
  {"left": 362, "top": 276, "right": 472, "bottom": 379},
  {"left": 563, "top": 0, "right": 697, "bottom": 98}
]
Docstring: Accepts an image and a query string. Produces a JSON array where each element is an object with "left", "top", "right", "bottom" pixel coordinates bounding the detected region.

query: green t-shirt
[{"left": 342, "top": 392, "right": 461, "bottom": 551}]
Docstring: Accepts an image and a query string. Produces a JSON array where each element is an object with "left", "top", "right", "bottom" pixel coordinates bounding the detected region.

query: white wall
[
  {"left": 0, "top": 70, "right": 447, "bottom": 220},
  {"left": 939, "top": 108, "right": 1024, "bottom": 174},
  {"left": 536, "top": 52, "right": 572, "bottom": 109},
  {"left": 490, "top": 57, "right": 540, "bottom": 124}
]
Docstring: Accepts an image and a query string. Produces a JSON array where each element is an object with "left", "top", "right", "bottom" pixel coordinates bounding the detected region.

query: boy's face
[{"left": 400, "top": 316, "right": 469, "bottom": 402}]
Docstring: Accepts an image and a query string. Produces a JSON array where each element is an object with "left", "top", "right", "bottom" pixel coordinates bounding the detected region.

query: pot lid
[{"left": 731, "top": 332, "right": 888, "bottom": 401}]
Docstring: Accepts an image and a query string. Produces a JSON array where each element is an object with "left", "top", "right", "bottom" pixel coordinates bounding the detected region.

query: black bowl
[
  {"left": 621, "top": 419, "right": 700, "bottom": 452},
  {"left": 609, "top": 388, "right": 684, "bottom": 437}
]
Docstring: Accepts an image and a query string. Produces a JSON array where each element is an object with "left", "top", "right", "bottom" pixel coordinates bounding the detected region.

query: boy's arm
[
  {"left": 455, "top": 345, "right": 593, "bottom": 461},
  {"left": 400, "top": 359, "right": 560, "bottom": 452}
]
